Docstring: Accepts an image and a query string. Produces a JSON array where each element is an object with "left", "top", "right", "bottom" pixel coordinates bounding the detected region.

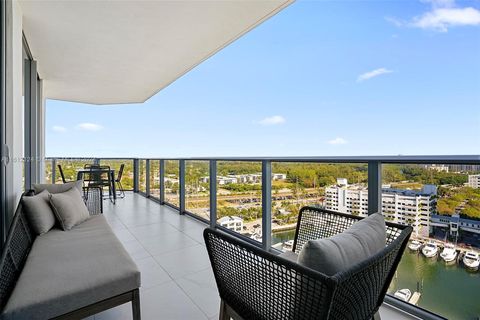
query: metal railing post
[
  {"left": 51, "top": 158, "right": 56, "bottom": 183},
  {"left": 179, "top": 160, "right": 185, "bottom": 214},
  {"left": 368, "top": 161, "right": 382, "bottom": 215},
  {"left": 159, "top": 160, "right": 165, "bottom": 204},
  {"left": 261, "top": 160, "right": 272, "bottom": 250},
  {"left": 209, "top": 160, "right": 217, "bottom": 228},
  {"left": 133, "top": 159, "right": 139, "bottom": 193},
  {"left": 145, "top": 159, "right": 150, "bottom": 196}
]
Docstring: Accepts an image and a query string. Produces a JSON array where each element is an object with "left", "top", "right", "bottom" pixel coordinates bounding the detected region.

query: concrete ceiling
[{"left": 19, "top": 0, "right": 293, "bottom": 105}]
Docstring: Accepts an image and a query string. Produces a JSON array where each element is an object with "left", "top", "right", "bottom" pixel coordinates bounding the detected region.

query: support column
[
  {"left": 179, "top": 160, "right": 185, "bottom": 214},
  {"left": 159, "top": 160, "right": 165, "bottom": 204},
  {"left": 368, "top": 161, "right": 382, "bottom": 215},
  {"left": 261, "top": 160, "right": 272, "bottom": 250},
  {"left": 209, "top": 160, "right": 217, "bottom": 228}
]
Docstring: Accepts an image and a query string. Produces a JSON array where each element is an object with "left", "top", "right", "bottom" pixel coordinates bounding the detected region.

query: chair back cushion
[
  {"left": 21, "top": 190, "right": 56, "bottom": 235},
  {"left": 297, "top": 213, "right": 386, "bottom": 276},
  {"left": 49, "top": 188, "right": 90, "bottom": 230},
  {"left": 33, "top": 180, "right": 82, "bottom": 194}
]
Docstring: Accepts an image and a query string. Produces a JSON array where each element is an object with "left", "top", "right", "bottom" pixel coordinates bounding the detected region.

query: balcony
[{"left": 2, "top": 1, "right": 479, "bottom": 319}]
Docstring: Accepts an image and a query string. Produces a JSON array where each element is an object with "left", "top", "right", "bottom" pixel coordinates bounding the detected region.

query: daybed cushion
[
  {"left": 297, "top": 213, "right": 386, "bottom": 276},
  {"left": 1, "top": 215, "right": 140, "bottom": 320},
  {"left": 21, "top": 190, "right": 56, "bottom": 235},
  {"left": 32, "top": 180, "right": 82, "bottom": 194},
  {"left": 49, "top": 187, "right": 90, "bottom": 230}
]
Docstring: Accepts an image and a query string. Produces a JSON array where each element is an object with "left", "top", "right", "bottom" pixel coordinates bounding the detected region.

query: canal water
[{"left": 272, "top": 230, "right": 480, "bottom": 319}]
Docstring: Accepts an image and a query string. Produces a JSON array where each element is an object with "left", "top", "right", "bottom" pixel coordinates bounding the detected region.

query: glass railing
[
  {"left": 149, "top": 160, "right": 160, "bottom": 199},
  {"left": 45, "top": 155, "right": 480, "bottom": 320},
  {"left": 185, "top": 160, "right": 210, "bottom": 221},
  {"left": 269, "top": 162, "right": 368, "bottom": 251},
  {"left": 216, "top": 161, "right": 263, "bottom": 241},
  {"left": 164, "top": 160, "right": 180, "bottom": 208}
]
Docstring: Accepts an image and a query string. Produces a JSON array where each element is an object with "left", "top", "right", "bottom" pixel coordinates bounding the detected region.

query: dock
[{"left": 409, "top": 292, "right": 421, "bottom": 305}]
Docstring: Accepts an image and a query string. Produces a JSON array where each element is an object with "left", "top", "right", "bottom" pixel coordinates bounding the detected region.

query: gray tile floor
[{"left": 91, "top": 193, "right": 415, "bottom": 320}]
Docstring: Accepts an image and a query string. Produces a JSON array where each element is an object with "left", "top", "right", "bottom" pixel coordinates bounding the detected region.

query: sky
[{"left": 46, "top": 0, "right": 480, "bottom": 158}]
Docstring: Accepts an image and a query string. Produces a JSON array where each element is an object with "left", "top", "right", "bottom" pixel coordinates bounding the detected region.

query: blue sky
[{"left": 46, "top": 0, "right": 480, "bottom": 157}]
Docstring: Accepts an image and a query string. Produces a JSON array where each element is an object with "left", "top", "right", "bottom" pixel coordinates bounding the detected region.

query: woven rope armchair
[{"left": 204, "top": 207, "right": 412, "bottom": 320}]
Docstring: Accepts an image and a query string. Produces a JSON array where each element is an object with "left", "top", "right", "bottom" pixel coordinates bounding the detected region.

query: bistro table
[{"left": 77, "top": 168, "right": 116, "bottom": 202}]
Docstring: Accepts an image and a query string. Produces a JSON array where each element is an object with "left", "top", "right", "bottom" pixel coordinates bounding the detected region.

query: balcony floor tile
[{"left": 95, "top": 193, "right": 416, "bottom": 320}]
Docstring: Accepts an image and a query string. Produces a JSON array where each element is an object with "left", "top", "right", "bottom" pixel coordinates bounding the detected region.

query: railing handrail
[{"left": 45, "top": 155, "right": 480, "bottom": 164}]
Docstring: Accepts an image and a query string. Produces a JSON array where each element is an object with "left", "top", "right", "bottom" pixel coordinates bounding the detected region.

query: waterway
[{"left": 272, "top": 230, "right": 480, "bottom": 319}]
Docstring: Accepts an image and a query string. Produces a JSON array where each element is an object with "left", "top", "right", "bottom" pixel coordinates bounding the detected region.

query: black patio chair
[
  {"left": 115, "top": 164, "right": 126, "bottom": 198},
  {"left": 57, "top": 164, "right": 68, "bottom": 183},
  {"left": 84, "top": 165, "right": 115, "bottom": 204},
  {"left": 204, "top": 207, "right": 412, "bottom": 320}
]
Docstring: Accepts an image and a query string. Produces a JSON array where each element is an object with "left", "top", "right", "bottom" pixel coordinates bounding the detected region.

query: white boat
[
  {"left": 440, "top": 244, "right": 457, "bottom": 263},
  {"left": 422, "top": 241, "right": 438, "bottom": 258},
  {"left": 408, "top": 240, "right": 422, "bottom": 251},
  {"left": 394, "top": 288, "right": 412, "bottom": 302},
  {"left": 283, "top": 240, "right": 294, "bottom": 251},
  {"left": 250, "top": 229, "right": 262, "bottom": 242},
  {"left": 463, "top": 251, "right": 480, "bottom": 271}
]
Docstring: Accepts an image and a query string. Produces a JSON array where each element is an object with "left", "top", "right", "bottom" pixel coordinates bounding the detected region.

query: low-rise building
[
  {"left": 430, "top": 214, "right": 480, "bottom": 247},
  {"left": 272, "top": 173, "right": 287, "bottom": 180},
  {"left": 217, "top": 216, "right": 243, "bottom": 232},
  {"left": 468, "top": 175, "right": 480, "bottom": 189},
  {"left": 425, "top": 164, "right": 449, "bottom": 172}
]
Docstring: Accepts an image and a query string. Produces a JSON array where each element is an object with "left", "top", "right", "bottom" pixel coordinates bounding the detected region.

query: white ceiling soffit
[{"left": 19, "top": 0, "right": 294, "bottom": 105}]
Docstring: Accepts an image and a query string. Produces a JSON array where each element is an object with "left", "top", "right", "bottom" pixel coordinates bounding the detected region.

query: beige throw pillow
[
  {"left": 297, "top": 213, "right": 386, "bottom": 276},
  {"left": 22, "top": 190, "right": 56, "bottom": 235},
  {"left": 49, "top": 187, "right": 90, "bottom": 230}
]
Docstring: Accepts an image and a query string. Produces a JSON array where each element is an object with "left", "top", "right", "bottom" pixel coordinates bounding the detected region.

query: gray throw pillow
[
  {"left": 49, "top": 187, "right": 90, "bottom": 230},
  {"left": 33, "top": 180, "right": 83, "bottom": 194},
  {"left": 21, "top": 190, "right": 56, "bottom": 235},
  {"left": 297, "top": 213, "right": 386, "bottom": 276}
]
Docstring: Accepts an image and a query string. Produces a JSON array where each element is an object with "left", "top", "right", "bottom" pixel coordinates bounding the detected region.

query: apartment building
[
  {"left": 468, "top": 174, "right": 480, "bottom": 189},
  {"left": 325, "top": 179, "right": 437, "bottom": 236}
]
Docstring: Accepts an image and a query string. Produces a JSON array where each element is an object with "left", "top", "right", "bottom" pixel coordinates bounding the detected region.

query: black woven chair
[
  {"left": 204, "top": 206, "right": 412, "bottom": 320},
  {"left": 115, "top": 164, "right": 126, "bottom": 199}
]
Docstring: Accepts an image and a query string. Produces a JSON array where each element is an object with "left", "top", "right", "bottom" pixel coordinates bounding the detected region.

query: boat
[
  {"left": 283, "top": 240, "right": 294, "bottom": 251},
  {"left": 394, "top": 288, "right": 412, "bottom": 302},
  {"left": 463, "top": 251, "right": 480, "bottom": 271},
  {"left": 250, "top": 228, "right": 262, "bottom": 242},
  {"left": 440, "top": 243, "right": 457, "bottom": 263},
  {"left": 421, "top": 241, "right": 438, "bottom": 258},
  {"left": 408, "top": 240, "right": 422, "bottom": 251}
]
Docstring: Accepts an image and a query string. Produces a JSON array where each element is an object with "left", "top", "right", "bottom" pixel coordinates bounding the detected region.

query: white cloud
[
  {"left": 388, "top": 0, "right": 480, "bottom": 32},
  {"left": 258, "top": 115, "right": 286, "bottom": 126},
  {"left": 328, "top": 137, "right": 348, "bottom": 145},
  {"left": 412, "top": 7, "right": 480, "bottom": 31},
  {"left": 421, "top": 0, "right": 455, "bottom": 9},
  {"left": 357, "top": 68, "right": 393, "bottom": 82},
  {"left": 76, "top": 123, "right": 104, "bottom": 132},
  {"left": 52, "top": 125, "right": 67, "bottom": 133}
]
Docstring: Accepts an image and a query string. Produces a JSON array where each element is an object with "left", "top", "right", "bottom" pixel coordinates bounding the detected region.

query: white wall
[{"left": 5, "top": 0, "right": 24, "bottom": 222}]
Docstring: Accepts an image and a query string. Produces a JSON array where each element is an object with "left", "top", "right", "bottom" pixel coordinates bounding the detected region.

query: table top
[{"left": 76, "top": 168, "right": 115, "bottom": 172}]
